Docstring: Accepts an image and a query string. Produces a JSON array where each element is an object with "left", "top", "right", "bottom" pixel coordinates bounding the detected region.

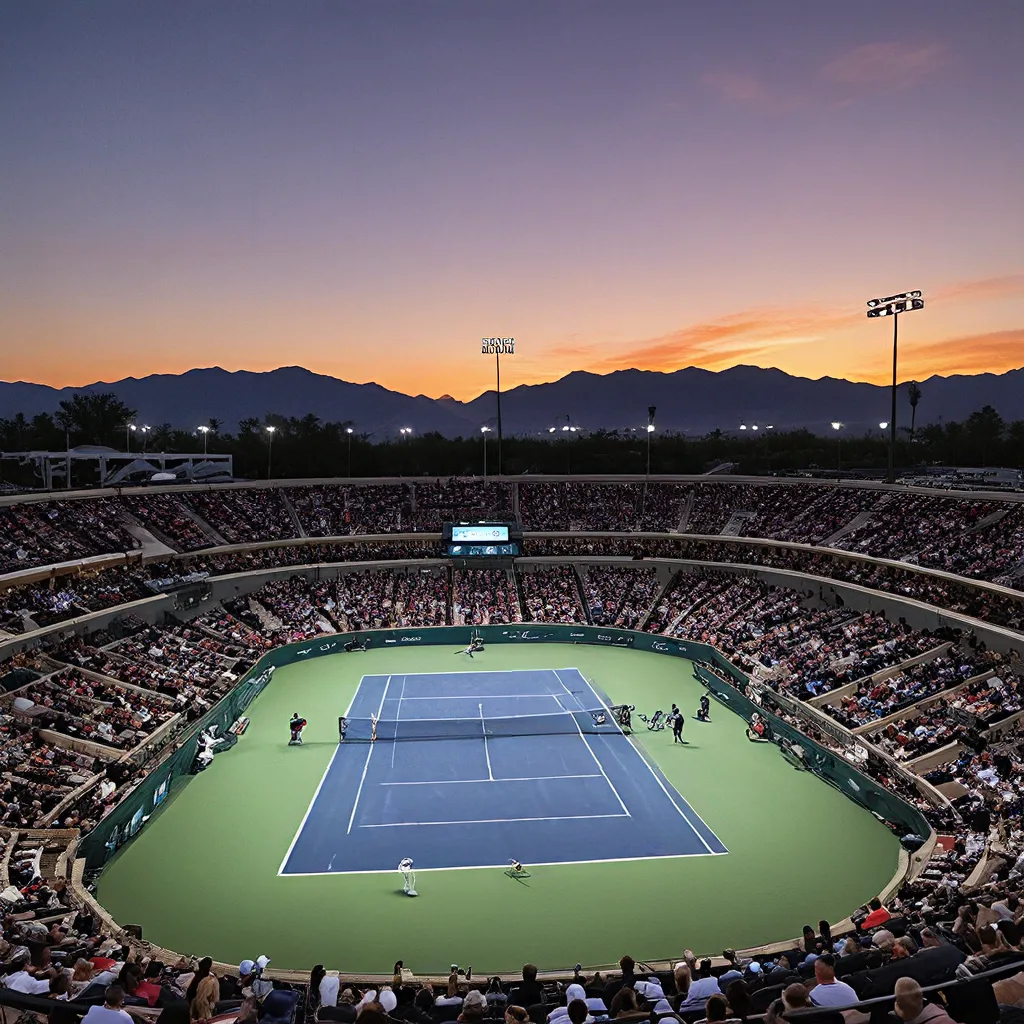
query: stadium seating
[{"left": 1, "top": 478, "right": 1024, "bottom": 1012}]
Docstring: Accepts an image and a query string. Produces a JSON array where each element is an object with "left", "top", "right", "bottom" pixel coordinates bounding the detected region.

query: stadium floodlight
[
  {"left": 547, "top": 426, "right": 556, "bottom": 433},
  {"left": 125, "top": 423, "right": 138, "bottom": 453},
  {"left": 867, "top": 289, "right": 925, "bottom": 482},
  {"left": 345, "top": 427, "right": 354, "bottom": 478},
  {"left": 879, "top": 421, "right": 889, "bottom": 430},
  {"left": 480, "top": 425, "right": 492, "bottom": 478},
  {"left": 265, "top": 425, "right": 276, "bottom": 479},
  {"left": 481, "top": 337, "right": 515, "bottom": 476},
  {"left": 739, "top": 423, "right": 747, "bottom": 431},
  {"left": 831, "top": 421, "right": 843, "bottom": 475},
  {"left": 197, "top": 425, "right": 211, "bottom": 455},
  {"left": 751, "top": 424, "right": 759, "bottom": 431}
]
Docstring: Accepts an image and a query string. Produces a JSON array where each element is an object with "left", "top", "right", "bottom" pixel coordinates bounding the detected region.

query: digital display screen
[
  {"left": 451, "top": 525, "right": 509, "bottom": 543},
  {"left": 447, "top": 543, "right": 519, "bottom": 558}
]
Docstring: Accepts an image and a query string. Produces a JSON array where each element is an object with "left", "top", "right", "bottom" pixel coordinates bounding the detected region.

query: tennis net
[{"left": 340, "top": 708, "right": 618, "bottom": 743}]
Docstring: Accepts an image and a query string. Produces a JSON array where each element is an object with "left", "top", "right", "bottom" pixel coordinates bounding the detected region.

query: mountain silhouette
[{"left": 1, "top": 364, "right": 1022, "bottom": 438}]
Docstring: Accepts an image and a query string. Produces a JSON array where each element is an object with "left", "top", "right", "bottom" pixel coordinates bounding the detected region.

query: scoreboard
[{"left": 443, "top": 521, "right": 522, "bottom": 560}]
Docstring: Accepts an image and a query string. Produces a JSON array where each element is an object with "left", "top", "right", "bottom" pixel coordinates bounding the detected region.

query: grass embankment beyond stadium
[{"left": 97, "top": 644, "right": 899, "bottom": 974}]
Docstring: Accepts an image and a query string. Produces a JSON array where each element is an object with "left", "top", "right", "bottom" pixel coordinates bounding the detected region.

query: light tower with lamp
[
  {"left": 867, "top": 289, "right": 925, "bottom": 483},
  {"left": 265, "top": 425, "right": 276, "bottom": 479},
  {"left": 480, "top": 425, "right": 492, "bottom": 478},
  {"left": 481, "top": 337, "right": 515, "bottom": 476},
  {"left": 831, "top": 421, "right": 843, "bottom": 475}
]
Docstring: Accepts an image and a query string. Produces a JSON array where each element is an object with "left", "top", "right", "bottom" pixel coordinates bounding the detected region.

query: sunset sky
[{"left": 2, "top": 1, "right": 1022, "bottom": 401}]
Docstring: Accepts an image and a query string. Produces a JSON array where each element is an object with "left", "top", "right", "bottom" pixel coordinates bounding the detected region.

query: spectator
[
  {"left": 808, "top": 955, "right": 857, "bottom": 1008},
  {"left": 679, "top": 960, "right": 720, "bottom": 1011},
  {"left": 82, "top": 986, "right": 134, "bottom": 1024},
  {"left": 893, "top": 977, "right": 956, "bottom": 1023},
  {"left": 186, "top": 958, "right": 219, "bottom": 1022},
  {"left": 515, "top": 965, "right": 544, "bottom": 1007}
]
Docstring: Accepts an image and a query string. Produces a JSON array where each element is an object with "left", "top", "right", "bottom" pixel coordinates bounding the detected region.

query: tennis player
[
  {"left": 370, "top": 713, "right": 378, "bottom": 742},
  {"left": 289, "top": 713, "right": 307, "bottom": 745}
]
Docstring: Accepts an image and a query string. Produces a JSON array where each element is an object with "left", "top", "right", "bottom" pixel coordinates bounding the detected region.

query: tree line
[{"left": 0, "top": 391, "right": 1022, "bottom": 485}]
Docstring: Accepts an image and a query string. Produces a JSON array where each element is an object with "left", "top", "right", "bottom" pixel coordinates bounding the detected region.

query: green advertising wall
[{"left": 80, "top": 623, "right": 929, "bottom": 868}]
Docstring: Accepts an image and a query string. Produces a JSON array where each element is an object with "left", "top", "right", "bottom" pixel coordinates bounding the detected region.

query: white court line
[
  {"left": 359, "top": 812, "right": 628, "bottom": 828},
  {"left": 379, "top": 668, "right": 563, "bottom": 677},
  {"left": 346, "top": 675, "right": 391, "bottom": 835},
  {"left": 281, "top": 848, "right": 726, "bottom": 877},
  {"left": 391, "top": 675, "right": 406, "bottom": 770},
  {"left": 551, "top": 670, "right": 630, "bottom": 818},
  {"left": 567, "top": 668, "right": 721, "bottom": 855},
  {"left": 479, "top": 703, "right": 494, "bottom": 781},
  {"left": 380, "top": 774, "right": 602, "bottom": 786},
  {"left": 394, "top": 693, "right": 561, "bottom": 700},
  {"left": 276, "top": 681, "right": 363, "bottom": 876}
]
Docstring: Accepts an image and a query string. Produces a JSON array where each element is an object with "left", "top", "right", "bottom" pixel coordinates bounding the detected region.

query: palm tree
[
  {"left": 207, "top": 417, "right": 222, "bottom": 434},
  {"left": 907, "top": 382, "right": 922, "bottom": 442}
]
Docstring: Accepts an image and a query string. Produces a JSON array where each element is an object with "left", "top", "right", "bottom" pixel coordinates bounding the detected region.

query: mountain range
[{"left": 2, "top": 364, "right": 1023, "bottom": 439}]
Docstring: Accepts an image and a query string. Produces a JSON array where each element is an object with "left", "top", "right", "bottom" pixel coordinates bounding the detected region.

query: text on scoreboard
[{"left": 451, "top": 524, "right": 510, "bottom": 543}]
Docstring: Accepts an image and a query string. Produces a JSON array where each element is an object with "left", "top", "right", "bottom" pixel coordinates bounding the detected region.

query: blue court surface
[{"left": 279, "top": 668, "right": 727, "bottom": 875}]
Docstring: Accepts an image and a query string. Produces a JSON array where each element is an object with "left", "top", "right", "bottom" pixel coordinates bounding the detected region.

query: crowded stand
[
  {"left": 0, "top": 567, "right": 153, "bottom": 635},
  {"left": 330, "top": 569, "right": 449, "bottom": 629},
  {"left": 121, "top": 493, "right": 213, "bottom": 550},
  {"left": 47, "top": 619, "right": 255, "bottom": 708},
  {"left": 739, "top": 484, "right": 881, "bottom": 545},
  {"left": 187, "top": 489, "right": 297, "bottom": 544},
  {"left": 5, "top": 481, "right": 1024, "bottom": 1017},
  {"left": 288, "top": 484, "right": 408, "bottom": 536},
  {"left": 3, "top": 665, "right": 178, "bottom": 750},
  {"left": 822, "top": 645, "right": 990, "bottom": 729},
  {"left": 0, "top": 498, "right": 137, "bottom": 575},
  {"left": 915, "top": 503, "right": 1024, "bottom": 586},
  {"left": 869, "top": 661, "right": 1024, "bottom": 764},
  {"left": 452, "top": 568, "right": 522, "bottom": 625},
  {"left": 834, "top": 493, "right": 1006, "bottom": 559},
  {"left": 519, "top": 565, "right": 586, "bottom": 623},
  {"left": 0, "top": 718, "right": 107, "bottom": 826},
  {"left": 525, "top": 534, "right": 1024, "bottom": 629},
  {"left": 407, "top": 479, "right": 513, "bottom": 531},
  {"left": 582, "top": 565, "right": 661, "bottom": 628},
  {"left": 519, "top": 482, "right": 687, "bottom": 532}
]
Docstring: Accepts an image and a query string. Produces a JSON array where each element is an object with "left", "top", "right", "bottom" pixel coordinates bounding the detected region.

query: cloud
[
  {"left": 889, "top": 328, "right": 1024, "bottom": 380},
  {"left": 548, "top": 305, "right": 857, "bottom": 376},
  {"left": 699, "top": 71, "right": 804, "bottom": 114},
  {"left": 821, "top": 41, "right": 949, "bottom": 92},
  {"left": 930, "top": 274, "right": 1024, "bottom": 304}
]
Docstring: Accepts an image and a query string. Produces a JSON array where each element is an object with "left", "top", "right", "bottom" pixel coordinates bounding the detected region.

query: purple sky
[{"left": 2, "top": 1, "right": 1022, "bottom": 399}]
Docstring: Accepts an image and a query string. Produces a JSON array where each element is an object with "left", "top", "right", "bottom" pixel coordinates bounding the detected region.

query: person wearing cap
[
  {"left": 289, "top": 714, "right": 307, "bottom": 745},
  {"left": 240, "top": 957, "right": 274, "bottom": 1001},
  {"left": 378, "top": 986, "right": 398, "bottom": 1015}
]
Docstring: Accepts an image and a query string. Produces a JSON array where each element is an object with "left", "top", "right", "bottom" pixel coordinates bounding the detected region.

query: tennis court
[{"left": 279, "top": 667, "right": 727, "bottom": 875}]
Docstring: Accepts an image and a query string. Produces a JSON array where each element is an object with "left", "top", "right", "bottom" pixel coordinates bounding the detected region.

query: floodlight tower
[
  {"left": 867, "top": 290, "right": 925, "bottom": 483},
  {"left": 481, "top": 338, "right": 515, "bottom": 476}
]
